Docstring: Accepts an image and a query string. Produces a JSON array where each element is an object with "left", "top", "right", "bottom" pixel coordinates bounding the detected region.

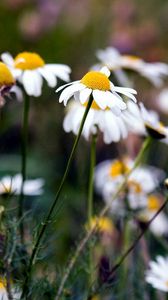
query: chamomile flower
[
  {"left": 138, "top": 194, "right": 168, "bottom": 236},
  {"left": 145, "top": 256, "right": 168, "bottom": 292},
  {"left": 95, "top": 47, "right": 168, "bottom": 87},
  {"left": 56, "top": 67, "right": 137, "bottom": 114},
  {"left": 1, "top": 52, "right": 71, "bottom": 97},
  {"left": 122, "top": 101, "right": 159, "bottom": 136},
  {"left": 0, "top": 62, "right": 15, "bottom": 97},
  {"left": 63, "top": 100, "right": 128, "bottom": 143},
  {"left": 140, "top": 103, "right": 168, "bottom": 140},
  {"left": 94, "top": 159, "right": 164, "bottom": 213},
  {"left": 0, "top": 174, "right": 44, "bottom": 196}
]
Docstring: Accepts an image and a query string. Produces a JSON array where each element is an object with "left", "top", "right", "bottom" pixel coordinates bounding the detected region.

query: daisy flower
[
  {"left": 63, "top": 100, "right": 128, "bottom": 143},
  {"left": 94, "top": 159, "right": 164, "bottom": 213},
  {"left": 138, "top": 194, "right": 168, "bottom": 236},
  {"left": 56, "top": 66, "right": 137, "bottom": 114},
  {"left": 145, "top": 256, "right": 168, "bottom": 292},
  {"left": 1, "top": 51, "right": 71, "bottom": 97},
  {"left": 0, "top": 62, "right": 15, "bottom": 98},
  {"left": 140, "top": 103, "right": 168, "bottom": 140},
  {"left": 0, "top": 174, "right": 44, "bottom": 196},
  {"left": 95, "top": 47, "right": 168, "bottom": 87},
  {"left": 121, "top": 100, "right": 159, "bottom": 136}
]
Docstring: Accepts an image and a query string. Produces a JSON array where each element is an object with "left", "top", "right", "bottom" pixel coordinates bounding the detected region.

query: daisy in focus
[
  {"left": 145, "top": 256, "right": 168, "bottom": 292},
  {"left": 56, "top": 66, "right": 137, "bottom": 114},
  {"left": 0, "top": 174, "right": 44, "bottom": 196},
  {"left": 1, "top": 52, "right": 71, "bottom": 97},
  {"left": 63, "top": 100, "right": 128, "bottom": 143},
  {"left": 95, "top": 47, "right": 168, "bottom": 87}
]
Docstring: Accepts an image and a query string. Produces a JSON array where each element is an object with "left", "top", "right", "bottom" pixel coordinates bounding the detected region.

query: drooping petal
[
  {"left": 38, "top": 67, "right": 57, "bottom": 87},
  {"left": 22, "top": 70, "right": 43, "bottom": 97},
  {"left": 79, "top": 88, "right": 92, "bottom": 104},
  {"left": 59, "top": 83, "right": 85, "bottom": 105}
]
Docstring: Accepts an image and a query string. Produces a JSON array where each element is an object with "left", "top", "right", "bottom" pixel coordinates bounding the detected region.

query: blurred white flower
[
  {"left": 0, "top": 174, "right": 44, "bottom": 196},
  {"left": 140, "top": 103, "right": 168, "bottom": 140},
  {"left": 95, "top": 47, "right": 168, "bottom": 87},
  {"left": 145, "top": 256, "right": 168, "bottom": 292},
  {"left": 56, "top": 66, "right": 137, "bottom": 114},
  {"left": 122, "top": 101, "right": 159, "bottom": 135},
  {"left": 94, "top": 158, "right": 164, "bottom": 214},
  {"left": 1, "top": 52, "right": 71, "bottom": 97},
  {"left": 63, "top": 100, "right": 128, "bottom": 143},
  {"left": 138, "top": 194, "right": 168, "bottom": 236}
]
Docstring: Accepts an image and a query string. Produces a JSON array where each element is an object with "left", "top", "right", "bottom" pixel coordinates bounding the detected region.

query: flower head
[
  {"left": 94, "top": 158, "right": 164, "bottom": 214},
  {"left": 63, "top": 100, "right": 128, "bottom": 143},
  {"left": 0, "top": 174, "right": 44, "bottom": 196},
  {"left": 96, "top": 47, "right": 168, "bottom": 87},
  {"left": 56, "top": 67, "right": 137, "bottom": 114},
  {"left": 140, "top": 103, "right": 168, "bottom": 140},
  {"left": 145, "top": 256, "right": 168, "bottom": 292},
  {"left": 1, "top": 52, "right": 71, "bottom": 97}
]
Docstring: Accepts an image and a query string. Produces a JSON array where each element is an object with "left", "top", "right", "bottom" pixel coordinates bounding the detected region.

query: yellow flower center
[
  {"left": 81, "top": 71, "right": 110, "bottom": 91},
  {"left": 165, "top": 280, "right": 168, "bottom": 287},
  {"left": 14, "top": 52, "right": 45, "bottom": 70},
  {"left": 0, "top": 62, "right": 15, "bottom": 87},
  {"left": 147, "top": 195, "right": 160, "bottom": 211},
  {"left": 128, "top": 180, "right": 142, "bottom": 194},
  {"left": 90, "top": 296, "right": 100, "bottom": 300},
  {"left": 109, "top": 160, "right": 130, "bottom": 177},
  {"left": 0, "top": 278, "right": 6, "bottom": 289},
  {"left": 87, "top": 217, "right": 114, "bottom": 234}
]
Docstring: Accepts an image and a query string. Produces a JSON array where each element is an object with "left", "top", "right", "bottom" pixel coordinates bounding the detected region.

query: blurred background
[{"left": 0, "top": 0, "right": 168, "bottom": 271}]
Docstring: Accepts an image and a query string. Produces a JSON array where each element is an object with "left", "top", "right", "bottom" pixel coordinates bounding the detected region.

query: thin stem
[
  {"left": 54, "top": 136, "right": 152, "bottom": 300},
  {"left": 108, "top": 195, "right": 168, "bottom": 277},
  {"left": 18, "top": 93, "right": 30, "bottom": 244},
  {"left": 88, "top": 133, "right": 97, "bottom": 286},
  {"left": 20, "top": 96, "right": 93, "bottom": 300}
]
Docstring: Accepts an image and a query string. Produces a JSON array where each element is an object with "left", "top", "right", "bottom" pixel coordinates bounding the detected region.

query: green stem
[
  {"left": 88, "top": 133, "right": 97, "bottom": 287},
  {"left": 108, "top": 195, "right": 168, "bottom": 276},
  {"left": 54, "top": 136, "right": 152, "bottom": 300},
  {"left": 20, "top": 96, "right": 93, "bottom": 299},
  {"left": 18, "top": 93, "right": 30, "bottom": 244}
]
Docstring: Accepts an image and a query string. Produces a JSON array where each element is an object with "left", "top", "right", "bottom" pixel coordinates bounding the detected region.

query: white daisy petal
[
  {"left": 79, "top": 88, "right": 92, "bottom": 104},
  {"left": 1, "top": 52, "right": 14, "bottom": 66},
  {"left": 113, "top": 86, "right": 137, "bottom": 95},
  {"left": 22, "top": 70, "right": 43, "bottom": 97},
  {"left": 92, "top": 90, "right": 107, "bottom": 109},
  {"left": 38, "top": 67, "right": 57, "bottom": 87},
  {"left": 56, "top": 81, "right": 80, "bottom": 92},
  {"left": 100, "top": 66, "right": 111, "bottom": 77},
  {"left": 59, "top": 83, "right": 85, "bottom": 104}
]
